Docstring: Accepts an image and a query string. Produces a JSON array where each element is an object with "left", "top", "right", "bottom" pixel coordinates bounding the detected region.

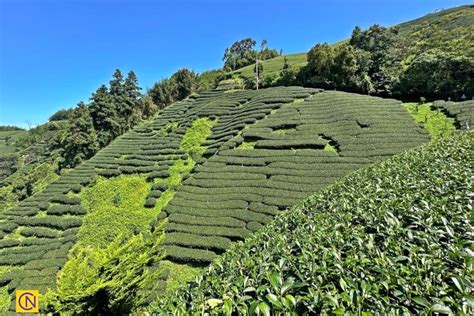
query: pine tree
[
  {"left": 60, "top": 102, "right": 98, "bottom": 169},
  {"left": 123, "top": 71, "right": 143, "bottom": 129},
  {"left": 89, "top": 85, "right": 121, "bottom": 147}
]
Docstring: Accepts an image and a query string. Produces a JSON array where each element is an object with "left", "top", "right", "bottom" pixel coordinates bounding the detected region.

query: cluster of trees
[
  {"left": 55, "top": 70, "right": 157, "bottom": 169},
  {"left": 148, "top": 68, "right": 201, "bottom": 110},
  {"left": 49, "top": 108, "right": 74, "bottom": 121},
  {"left": 223, "top": 38, "right": 279, "bottom": 71},
  {"left": 275, "top": 24, "right": 473, "bottom": 101}
]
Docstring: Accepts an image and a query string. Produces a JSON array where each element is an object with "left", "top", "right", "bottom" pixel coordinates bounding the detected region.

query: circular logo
[{"left": 18, "top": 292, "right": 37, "bottom": 311}]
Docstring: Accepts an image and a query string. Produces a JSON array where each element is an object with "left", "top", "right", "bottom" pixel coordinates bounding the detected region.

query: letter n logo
[{"left": 16, "top": 290, "right": 39, "bottom": 313}]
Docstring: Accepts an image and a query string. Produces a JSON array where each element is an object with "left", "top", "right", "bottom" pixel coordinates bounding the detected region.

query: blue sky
[{"left": 0, "top": 0, "right": 470, "bottom": 127}]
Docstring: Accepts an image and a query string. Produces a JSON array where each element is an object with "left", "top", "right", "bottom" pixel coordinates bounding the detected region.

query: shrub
[
  {"left": 154, "top": 132, "right": 473, "bottom": 314},
  {"left": 148, "top": 191, "right": 162, "bottom": 199},
  {"left": 144, "top": 198, "right": 156, "bottom": 208},
  {"left": 44, "top": 222, "right": 166, "bottom": 314},
  {"left": 51, "top": 195, "right": 81, "bottom": 205},
  {"left": 152, "top": 184, "right": 168, "bottom": 191},
  {"left": 20, "top": 227, "right": 60, "bottom": 238},
  {"left": 147, "top": 171, "right": 170, "bottom": 181}
]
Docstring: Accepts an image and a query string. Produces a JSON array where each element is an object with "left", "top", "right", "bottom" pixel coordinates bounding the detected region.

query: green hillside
[
  {"left": 230, "top": 5, "right": 474, "bottom": 81},
  {"left": 0, "top": 130, "right": 26, "bottom": 155},
  {"left": 156, "top": 131, "right": 473, "bottom": 314},
  {"left": 0, "top": 4, "right": 472, "bottom": 314},
  {"left": 433, "top": 99, "right": 474, "bottom": 129},
  {"left": 231, "top": 52, "right": 307, "bottom": 80},
  {"left": 0, "top": 87, "right": 430, "bottom": 312}
]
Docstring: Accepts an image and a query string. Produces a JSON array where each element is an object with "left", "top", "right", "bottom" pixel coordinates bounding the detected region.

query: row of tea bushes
[
  {"left": 433, "top": 99, "right": 474, "bottom": 129},
  {"left": 0, "top": 87, "right": 318, "bottom": 304},
  {"left": 154, "top": 131, "right": 473, "bottom": 315},
  {"left": 159, "top": 91, "right": 429, "bottom": 262}
]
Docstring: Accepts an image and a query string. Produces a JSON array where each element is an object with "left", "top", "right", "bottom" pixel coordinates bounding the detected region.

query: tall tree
[
  {"left": 60, "top": 103, "right": 98, "bottom": 169},
  {"left": 399, "top": 49, "right": 474, "bottom": 100},
  {"left": 299, "top": 43, "right": 336, "bottom": 88},
  {"left": 223, "top": 38, "right": 257, "bottom": 70},
  {"left": 123, "top": 71, "right": 143, "bottom": 129},
  {"left": 171, "top": 68, "right": 197, "bottom": 100},
  {"left": 349, "top": 24, "right": 400, "bottom": 95},
  {"left": 89, "top": 85, "right": 120, "bottom": 147}
]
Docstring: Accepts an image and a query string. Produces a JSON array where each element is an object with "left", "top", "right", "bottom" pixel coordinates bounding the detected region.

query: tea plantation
[
  {"left": 433, "top": 99, "right": 474, "bottom": 130},
  {"left": 155, "top": 131, "right": 473, "bottom": 315},
  {"left": 0, "top": 87, "right": 430, "bottom": 311}
]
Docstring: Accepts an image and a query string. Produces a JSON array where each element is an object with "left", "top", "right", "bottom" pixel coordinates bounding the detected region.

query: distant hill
[{"left": 230, "top": 5, "right": 474, "bottom": 80}]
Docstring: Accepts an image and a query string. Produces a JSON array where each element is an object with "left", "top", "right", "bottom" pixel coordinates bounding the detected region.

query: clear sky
[{"left": 0, "top": 0, "right": 470, "bottom": 127}]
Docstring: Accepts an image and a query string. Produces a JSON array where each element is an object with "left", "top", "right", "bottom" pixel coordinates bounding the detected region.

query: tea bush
[{"left": 155, "top": 132, "right": 473, "bottom": 314}]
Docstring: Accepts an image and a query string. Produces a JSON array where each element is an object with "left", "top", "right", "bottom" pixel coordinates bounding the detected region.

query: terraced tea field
[
  {"left": 0, "top": 130, "right": 25, "bottom": 155},
  {"left": 0, "top": 87, "right": 429, "bottom": 307},
  {"left": 433, "top": 99, "right": 474, "bottom": 129}
]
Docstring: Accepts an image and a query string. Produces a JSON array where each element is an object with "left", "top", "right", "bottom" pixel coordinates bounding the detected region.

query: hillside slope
[
  {"left": 156, "top": 131, "right": 473, "bottom": 314},
  {"left": 0, "top": 87, "right": 429, "bottom": 310},
  {"left": 231, "top": 5, "right": 474, "bottom": 80}
]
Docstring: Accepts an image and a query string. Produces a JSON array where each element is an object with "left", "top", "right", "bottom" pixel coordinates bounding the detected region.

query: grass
[
  {"left": 77, "top": 175, "right": 157, "bottom": 248},
  {"left": 76, "top": 118, "right": 217, "bottom": 249},
  {"left": 323, "top": 143, "right": 338, "bottom": 153},
  {"left": 231, "top": 53, "right": 307, "bottom": 79},
  {"left": 181, "top": 118, "right": 217, "bottom": 160},
  {"left": 0, "top": 130, "right": 26, "bottom": 154},
  {"left": 159, "top": 260, "right": 204, "bottom": 293},
  {"left": 404, "top": 103, "right": 455, "bottom": 140}
]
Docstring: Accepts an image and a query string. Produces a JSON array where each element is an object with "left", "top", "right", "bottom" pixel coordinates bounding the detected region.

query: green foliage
[
  {"left": 0, "top": 160, "right": 59, "bottom": 211},
  {"left": 78, "top": 175, "right": 159, "bottom": 248},
  {"left": 159, "top": 260, "right": 204, "bottom": 293},
  {"left": 49, "top": 108, "right": 74, "bottom": 121},
  {"left": 181, "top": 118, "right": 216, "bottom": 160},
  {"left": 433, "top": 99, "right": 474, "bottom": 130},
  {"left": 297, "top": 42, "right": 374, "bottom": 94},
  {"left": 229, "top": 5, "right": 473, "bottom": 100},
  {"left": 56, "top": 69, "right": 156, "bottom": 169},
  {"left": 0, "top": 125, "right": 24, "bottom": 132},
  {"left": 58, "top": 102, "right": 99, "bottom": 169},
  {"left": 399, "top": 50, "right": 474, "bottom": 100},
  {"left": 148, "top": 68, "right": 199, "bottom": 110},
  {"left": 155, "top": 132, "right": 473, "bottom": 314},
  {"left": 45, "top": 221, "right": 166, "bottom": 314},
  {"left": 223, "top": 38, "right": 257, "bottom": 71},
  {"left": 0, "top": 286, "right": 9, "bottom": 313},
  {"left": 404, "top": 102, "right": 455, "bottom": 140}
]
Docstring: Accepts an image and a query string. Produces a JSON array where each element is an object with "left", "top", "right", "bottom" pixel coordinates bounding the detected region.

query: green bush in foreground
[
  {"left": 154, "top": 132, "right": 473, "bottom": 315},
  {"left": 45, "top": 220, "right": 166, "bottom": 314}
]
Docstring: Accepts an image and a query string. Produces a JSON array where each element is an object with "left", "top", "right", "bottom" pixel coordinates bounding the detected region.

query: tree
[
  {"left": 148, "top": 68, "right": 198, "bottom": 109},
  {"left": 59, "top": 103, "right": 98, "bottom": 169},
  {"left": 298, "top": 43, "right": 336, "bottom": 88},
  {"left": 258, "top": 39, "right": 279, "bottom": 61},
  {"left": 278, "top": 56, "right": 297, "bottom": 86},
  {"left": 331, "top": 45, "right": 373, "bottom": 94},
  {"left": 171, "top": 68, "right": 197, "bottom": 100},
  {"left": 399, "top": 49, "right": 474, "bottom": 100},
  {"left": 223, "top": 38, "right": 257, "bottom": 70},
  {"left": 123, "top": 71, "right": 144, "bottom": 129},
  {"left": 348, "top": 24, "right": 400, "bottom": 95},
  {"left": 89, "top": 85, "right": 120, "bottom": 147},
  {"left": 49, "top": 108, "right": 74, "bottom": 121}
]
